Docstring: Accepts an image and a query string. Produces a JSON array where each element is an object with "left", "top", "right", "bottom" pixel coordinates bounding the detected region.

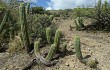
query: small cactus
[
  {"left": 19, "top": 3, "right": 30, "bottom": 53},
  {"left": 54, "top": 29, "right": 61, "bottom": 51},
  {"left": 75, "top": 17, "right": 84, "bottom": 30},
  {"left": 34, "top": 41, "right": 40, "bottom": 56},
  {"left": 46, "top": 44, "right": 57, "bottom": 61},
  {"left": 74, "top": 36, "right": 83, "bottom": 60},
  {"left": 87, "top": 59, "right": 98, "bottom": 68},
  {"left": 74, "top": 19, "right": 79, "bottom": 30},
  {"left": 46, "top": 27, "right": 52, "bottom": 44},
  {"left": 77, "top": 17, "right": 84, "bottom": 28}
]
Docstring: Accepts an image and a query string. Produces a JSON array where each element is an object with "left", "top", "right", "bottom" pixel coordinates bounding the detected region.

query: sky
[{"left": 19, "top": 0, "right": 109, "bottom": 10}]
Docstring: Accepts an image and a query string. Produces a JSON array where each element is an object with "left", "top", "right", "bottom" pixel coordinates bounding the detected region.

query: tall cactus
[
  {"left": 26, "top": 2, "right": 30, "bottom": 15},
  {"left": 54, "top": 29, "right": 61, "bottom": 52},
  {"left": 74, "top": 36, "right": 83, "bottom": 60},
  {"left": 46, "top": 44, "right": 57, "bottom": 61},
  {"left": 19, "top": 3, "right": 30, "bottom": 52},
  {"left": 46, "top": 27, "right": 52, "bottom": 44},
  {"left": 0, "top": 11, "right": 9, "bottom": 34}
]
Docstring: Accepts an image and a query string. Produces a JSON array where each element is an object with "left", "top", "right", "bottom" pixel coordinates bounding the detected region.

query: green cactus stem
[
  {"left": 46, "top": 44, "right": 57, "bottom": 61},
  {"left": 54, "top": 29, "right": 61, "bottom": 52},
  {"left": 19, "top": 3, "right": 30, "bottom": 53},
  {"left": 34, "top": 41, "right": 40, "bottom": 56},
  {"left": 74, "top": 36, "right": 83, "bottom": 60},
  {"left": 46, "top": 27, "right": 52, "bottom": 44}
]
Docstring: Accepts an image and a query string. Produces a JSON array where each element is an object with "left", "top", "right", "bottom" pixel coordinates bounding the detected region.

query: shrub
[{"left": 7, "top": 36, "right": 23, "bottom": 54}]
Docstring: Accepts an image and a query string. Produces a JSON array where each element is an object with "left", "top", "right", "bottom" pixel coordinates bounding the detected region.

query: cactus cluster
[
  {"left": 74, "top": 17, "right": 84, "bottom": 30},
  {"left": 19, "top": 3, "right": 30, "bottom": 52},
  {"left": 46, "top": 27, "right": 52, "bottom": 44}
]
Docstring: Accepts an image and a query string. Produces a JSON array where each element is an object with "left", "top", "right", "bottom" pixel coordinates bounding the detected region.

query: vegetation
[{"left": 1, "top": 0, "right": 109, "bottom": 69}]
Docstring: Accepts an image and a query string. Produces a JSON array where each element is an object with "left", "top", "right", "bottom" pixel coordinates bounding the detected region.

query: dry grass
[{"left": 7, "top": 36, "right": 23, "bottom": 54}]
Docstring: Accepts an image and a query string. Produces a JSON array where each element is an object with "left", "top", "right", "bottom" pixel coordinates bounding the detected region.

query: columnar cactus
[
  {"left": 0, "top": 11, "right": 8, "bottom": 34},
  {"left": 46, "top": 27, "right": 52, "bottom": 44},
  {"left": 34, "top": 41, "right": 40, "bottom": 56},
  {"left": 74, "top": 36, "right": 83, "bottom": 60},
  {"left": 19, "top": 3, "right": 30, "bottom": 52},
  {"left": 54, "top": 29, "right": 61, "bottom": 51},
  {"left": 26, "top": 2, "right": 30, "bottom": 15},
  {"left": 46, "top": 44, "right": 57, "bottom": 61}
]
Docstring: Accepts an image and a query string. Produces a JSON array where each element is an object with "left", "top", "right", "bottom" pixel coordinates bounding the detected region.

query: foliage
[
  {"left": 7, "top": 36, "right": 23, "bottom": 54},
  {"left": 31, "top": 6, "right": 50, "bottom": 14},
  {"left": 29, "top": 14, "right": 52, "bottom": 41}
]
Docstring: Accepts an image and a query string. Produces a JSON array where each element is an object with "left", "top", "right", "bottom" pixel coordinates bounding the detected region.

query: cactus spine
[
  {"left": 74, "top": 36, "right": 83, "bottom": 60},
  {"left": 19, "top": 3, "right": 30, "bottom": 52},
  {"left": 46, "top": 44, "right": 56, "bottom": 61},
  {"left": 26, "top": 2, "right": 30, "bottom": 15},
  {"left": 54, "top": 29, "right": 61, "bottom": 51},
  {"left": 0, "top": 11, "right": 8, "bottom": 34},
  {"left": 46, "top": 27, "right": 52, "bottom": 44}
]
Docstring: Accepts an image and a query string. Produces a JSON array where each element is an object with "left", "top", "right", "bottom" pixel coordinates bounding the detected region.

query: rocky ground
[{"left": 0, "top": 18, "right": 110, "bottom": 70}]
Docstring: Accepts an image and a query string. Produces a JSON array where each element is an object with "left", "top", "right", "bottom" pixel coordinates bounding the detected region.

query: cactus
[
  {"left": 74, "top": 19, "right": 79, "bottom": 30},
  {"left": 77, "top": 17, "right": 84, "bottom": 28},
  {"left": 0, "top": 11, "right": 9, "bottom": 34},
  {"left": 46, "top": 27, "right": 52, "bottom": 44},
  {"left": 26, "top": 2, "right": 30, "bottom": 15},
  {"left": 49, "top": 15, "right": 54, "bottom": 21},
  {"left": 74, "top": 36, "right": 83, "bottom": 60},
  {"left": 19, "top": 3, "right": 30, "bottom": 52},
  {"left": 34, "top": 41, "right": 40, "bottom": 56},
  {"left": 87, "top": 59, "right": 97, "bottom": 68},
  {"left": 9, "top": 27, "right": 14, "bottom": 40},
  {"left": 54, "top": 29, "right": 61, "bottom": 51},
  {"left": 46, "top": 44, "right": 57, "bottom": 61}
]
